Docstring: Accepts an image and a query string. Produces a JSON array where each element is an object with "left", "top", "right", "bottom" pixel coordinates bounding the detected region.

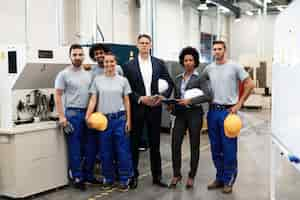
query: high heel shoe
[
  {"left": 185, "top": 177, "right": 194, "bottom": 189},
  {"left": 168, "top": 176, "right": 182, "bottom": 188}
]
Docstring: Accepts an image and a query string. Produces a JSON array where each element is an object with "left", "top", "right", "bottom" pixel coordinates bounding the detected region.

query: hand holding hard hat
[
  {"left": 87, "top": 112, "right": 108, "bottom": 131},
  {"left": 162, "top": 88, "right": 204, "bottom": 106},
  {"left": 158, "top": 79, "right": 169, "bottom": 94},
  {"left": 147, "top": 79, "right": 168, "bottom": 106},
  {"left": 224, "top": 114, "right": 242, "bottom": 138},
  {"left": 176, "top": 88, "right": 204, "bottom": 106},
  {"left": 183, "top": 88, "right": 204, "bottom": 99}
]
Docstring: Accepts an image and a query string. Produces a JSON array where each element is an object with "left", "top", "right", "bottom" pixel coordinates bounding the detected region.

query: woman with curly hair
[{"left": 169, "top": 46, "right": 212, "bottom": 189}]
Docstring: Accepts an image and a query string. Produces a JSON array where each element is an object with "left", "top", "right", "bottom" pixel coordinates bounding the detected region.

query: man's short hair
[
  {"left": 137, "top": 34, "right": 152, "bottom": 42},
  {"left": 69, "top": 44, "right": 83, "bottom": 55},
  {"left": 89, "top": 43, "right": 111, "bottom": 61},
  {"left": 213, "top": 40, "right": 226, "bottom": 50}
]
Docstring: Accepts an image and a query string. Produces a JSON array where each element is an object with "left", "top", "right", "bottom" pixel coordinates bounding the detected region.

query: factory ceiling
[{"left": 193, "top": 0, "right": 292, "bottom": 15}]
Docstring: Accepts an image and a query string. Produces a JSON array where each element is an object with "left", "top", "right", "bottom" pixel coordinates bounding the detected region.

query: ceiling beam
[
  {"left": 211, "top": 0, "right": 241, "bottom": 17},
  {"left": 239, "top": 0, "right": 264, "bottom": 8}
]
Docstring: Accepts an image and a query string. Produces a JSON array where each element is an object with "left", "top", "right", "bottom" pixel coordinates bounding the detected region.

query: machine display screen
[
  {"left": 8, "top": 51, "right": 17, "bottom": 73},
  {"left": 38, "top": 50, "right": 53, "bottom": 59}
]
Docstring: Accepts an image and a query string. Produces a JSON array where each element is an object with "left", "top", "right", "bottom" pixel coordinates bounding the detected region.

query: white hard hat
[
  {"left": 184, "top": 88, "right": 204, "bottom": 99},
  {"left": 158, "top": 79, "right": 169, "bottom": 94}
]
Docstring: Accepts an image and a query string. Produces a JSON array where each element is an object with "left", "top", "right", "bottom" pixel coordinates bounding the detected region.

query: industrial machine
[
  {"left": 0, "top": 45, "right": 71, "bottom": 198},
  {"left": 0, "top": 43, "right": 137, "bottom": 198},
  {"left": 0, "top": 0, "right": 139, "bottom": 198}
]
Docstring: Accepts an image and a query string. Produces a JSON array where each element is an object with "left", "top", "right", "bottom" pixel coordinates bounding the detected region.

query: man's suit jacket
[
  {"left": 122, "top": 56, "right": 174, "bottom": 108},
  {"left": 173, "top": 72, "right": 213, "bottom": 114}
]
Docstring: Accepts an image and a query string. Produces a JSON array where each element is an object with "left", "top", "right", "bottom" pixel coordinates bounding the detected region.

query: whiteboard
[{"left": 272, "top": 0, "right": 300, "bottom": 171}]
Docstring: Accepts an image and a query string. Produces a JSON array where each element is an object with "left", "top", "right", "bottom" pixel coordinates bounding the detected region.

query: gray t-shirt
[
  {"left": 89, "top": 74, "right": 131, "bottom": 114},
  {"left": 55, "top": 66, "right": 92, "bottom": 108},
  {"left": 90, "top": 64, "right": 123, "bottom": 80},
  {"left": 203, "top": 60, "right": 249, "bottom": 105}
]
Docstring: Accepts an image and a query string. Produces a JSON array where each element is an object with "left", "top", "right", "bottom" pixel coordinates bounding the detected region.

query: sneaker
[
  {"left": 73, "top": 179, "right": 86, "bottom": 191},
  {"left": 85, "top": 178, "right": 103, "bottom": 186},
  {"left": 222, "top": 185, "right": 233, "bottom": 194},
  {"left": 102, "top": 183, "right": 114, "bottom": 190},
  {"left": 118, "top": 184, "right": 129, "bottom": 192},
  {"left": 129, "top": 177, "right": 138, "bottom": 189},
  {"left": 207, "top": 180, "right": 224, "bottom": 190},
  {"left": 138, "top": 147, "right": 148, "bottom": 151}
]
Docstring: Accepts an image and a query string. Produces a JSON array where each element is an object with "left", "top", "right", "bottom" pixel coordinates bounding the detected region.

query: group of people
[{"left": 54, "top": 34, "right": 254, "bottom": 194}]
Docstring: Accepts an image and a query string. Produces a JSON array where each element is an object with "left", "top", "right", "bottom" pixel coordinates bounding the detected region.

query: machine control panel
[{"left": 38, "top": 50, "right": 53, "bottom": 59}]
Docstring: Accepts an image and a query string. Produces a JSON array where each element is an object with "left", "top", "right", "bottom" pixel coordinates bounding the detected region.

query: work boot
[
  {"left": 207, "top": 180, "right": 224, "bottom": 190},
  {"left": 118, "top": 184, "right": 129, "bottom": 192},
  {"left": 85, "top": 178, "right": 103, "bottom": 186},
  {"left": 222, "top": 184, "right": 233, "bottom": 194},
  {"left": 73, "top": 178, "right": 86, "bottom": 191}
]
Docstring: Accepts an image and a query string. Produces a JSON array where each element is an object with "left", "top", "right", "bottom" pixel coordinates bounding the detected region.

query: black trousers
[
  {"left": 171, "top": 108, "right": 203, "bottom": 179},
  {"left": 131, "top": 105, "right": 162, "bottom": 180}
]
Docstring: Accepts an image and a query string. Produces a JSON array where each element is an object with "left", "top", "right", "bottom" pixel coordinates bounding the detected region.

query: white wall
[
  {"left": 62, "top": 0, "right": 80, "bottom": 45},
  {"left": 0, "top": 0, "right": 59, "bottom": 47},
  {"left": 155, "top": 0, "right": 181, "bottom": 60},
  {"left": 27, "top": 0, "right": 60, "bottom": 48},
  {"left": 129, "top": 0, "right": 140, "bottom": 43},
  {"left": 230, "top": 14, "right": 277, "bottom": 87},
  {"left": 183, "top": 5, "right": 200, "bottom": 49},
  {"left": 219, "top": 14, "right": 230, "bottom": 43},
  {"left": 96, "top": 0, "right": 139, "bottom": 44},
  {"left": 78, "top": 0, "right": 97, "bottom": 44},
  {"left": 61, "top": 0, "right": 139, "bottom": 45},
  {"left": 155, "top": 0, "right": 200, "bottom": 61},
  {"left": 201, "top": 9, "right": 218, "bottom": 35},
  {"left": 0, "top": 0, "right": 26, "bottom": 44},
  {"left": 1, "top": 0, "right": 201, "bottom": 56},
  {"left": 200, "top": 9, "right": 230, "bottom": 42}
]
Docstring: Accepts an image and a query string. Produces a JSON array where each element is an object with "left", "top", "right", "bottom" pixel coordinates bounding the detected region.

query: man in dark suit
[{"left": 122, "top": 34, "right": 173, "bottom": 189}]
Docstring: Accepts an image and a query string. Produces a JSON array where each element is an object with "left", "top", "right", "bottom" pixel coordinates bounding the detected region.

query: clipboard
[{"left": 162, "top": 99, "right": 177, "bottom": 105}]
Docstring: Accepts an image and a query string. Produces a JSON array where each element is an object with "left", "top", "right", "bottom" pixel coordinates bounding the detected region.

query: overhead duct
[
  {"left": 239, "top": 0, "right": 264, "bottom": 8},
  {"left": 136, "top": 0, "right": 141, "bottom": 8},
  {"left": 210, "top": 0, "right": 241, "bottom": 18}
]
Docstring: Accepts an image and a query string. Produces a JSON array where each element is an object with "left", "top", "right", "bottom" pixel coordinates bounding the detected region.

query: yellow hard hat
[
  {"left": 224, "top": 114, "right": 242, "bottom": 138},
  {"left": 88, "top": 112, "right": 108, "bottom": 131}
]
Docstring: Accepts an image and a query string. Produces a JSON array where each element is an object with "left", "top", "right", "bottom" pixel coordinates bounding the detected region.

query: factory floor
[{"left": 2, "top": 108, "right": 298, "bottom": 200}]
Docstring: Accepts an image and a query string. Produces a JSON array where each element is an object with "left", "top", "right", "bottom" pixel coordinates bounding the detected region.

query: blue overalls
[
  {"left": 207, "top": 104, "right": 238, "bottom": 186},
  {"left": 99, "top": 111, "right": 133, "bottom": 186},
  {"left": 65, "top": 107, "right": 87, "bottom": 181},
  {"left": 83, "top": 129, "right": 99, "bottom": 182},
  {"left": 65, "top": 108, "right": 99, "bottom": 183}
]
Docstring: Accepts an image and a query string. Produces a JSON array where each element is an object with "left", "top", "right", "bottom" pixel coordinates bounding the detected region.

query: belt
[
  {"left": 66, "top": 107, "right": 86, "bottom": 111},
  {"left": 105, "top": 111, "right": 125, "bottom": 120},
  {"left": 209, "top": 104, "right": 234, "bottom": 110}
]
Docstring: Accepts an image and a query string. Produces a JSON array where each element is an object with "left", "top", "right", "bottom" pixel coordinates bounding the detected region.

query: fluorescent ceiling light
[
  {"left": 235, "top": 18, "right": 241, "bottom": 22},
  {"left": 266, "top": 0, "right": 272, "bottom": 3},
  {"left": 254, "top": 0, "right": 263, "bottom": 5},
  {"left": 198, "top": 4, "right": 208, "bottom": 10},
  {"left": 245, "top": 10, "right": 254, "bottom": 16}
]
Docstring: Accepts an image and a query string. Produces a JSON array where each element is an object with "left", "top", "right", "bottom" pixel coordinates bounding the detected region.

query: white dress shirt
[{"left": 138, "top": 54, "right": 153, "bottom": 96}]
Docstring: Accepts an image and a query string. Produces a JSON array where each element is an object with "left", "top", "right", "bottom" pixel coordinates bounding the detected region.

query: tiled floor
[{"left": 4, "top": 108, "right": 297, "bottom": 200}]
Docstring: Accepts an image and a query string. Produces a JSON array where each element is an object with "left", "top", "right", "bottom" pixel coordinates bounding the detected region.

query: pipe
[
  {"left": 211, "top": 0, "right": 241, "bottom": 18},
  {"left": 240, "top": 0, "right": 264, "bottom": 8},
  {"left": 25, "top": 0, "right": 29, "bottom": 47}
]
